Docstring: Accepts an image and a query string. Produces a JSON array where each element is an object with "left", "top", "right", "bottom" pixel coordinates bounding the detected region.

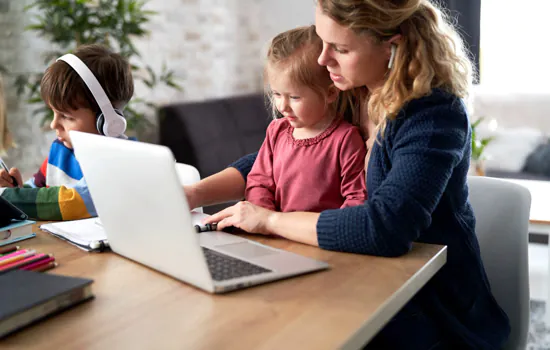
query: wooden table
[{"left": 2, "top": 223, "right": 447, "bottom": 350}]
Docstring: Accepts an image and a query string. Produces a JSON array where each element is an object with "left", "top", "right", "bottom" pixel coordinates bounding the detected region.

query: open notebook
[{"left": 40, "top": 211, "right": 210, "bottom": 252}]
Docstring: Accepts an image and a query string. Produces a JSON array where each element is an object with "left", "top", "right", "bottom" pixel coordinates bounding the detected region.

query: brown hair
[
  {"left": 40, "top": 44, "right": 134, "bottom": 114},
  {"left": 264, "top": 25, "right": 350, "bottom": 121},
  {"left": 318, "top": 0, "right": 474, "bottom": 135}
]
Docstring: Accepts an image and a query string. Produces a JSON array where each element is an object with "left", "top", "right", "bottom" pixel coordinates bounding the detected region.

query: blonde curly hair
[{"left": 317, "top": 0, "right": 475, "bottom": 135}]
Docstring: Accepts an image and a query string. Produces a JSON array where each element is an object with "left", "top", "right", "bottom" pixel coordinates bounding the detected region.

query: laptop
[{"left": 69, "top": 131, "right": 329, "bottom": 293}]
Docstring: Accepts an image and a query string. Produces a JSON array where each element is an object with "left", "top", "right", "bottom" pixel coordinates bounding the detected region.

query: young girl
[{"left": 245, "top": 25, "right": 367, "bottom": 212}]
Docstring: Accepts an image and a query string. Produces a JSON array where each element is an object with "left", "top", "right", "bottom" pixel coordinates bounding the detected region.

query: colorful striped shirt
[{"left": 0, "top": 140, "right": 95, "bottom": 221}]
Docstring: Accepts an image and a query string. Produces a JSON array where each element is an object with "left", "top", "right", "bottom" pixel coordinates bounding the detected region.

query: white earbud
[{"left": 388, "top": 44, "right": 397, "bottom": 69}]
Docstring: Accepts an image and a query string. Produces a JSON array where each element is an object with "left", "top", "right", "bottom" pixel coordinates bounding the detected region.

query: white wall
[{"left": 0, "top": 0, "right": 315, "bottom": 175}]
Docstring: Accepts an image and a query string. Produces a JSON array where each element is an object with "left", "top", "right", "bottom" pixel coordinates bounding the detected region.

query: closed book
[
  {"left": 0, "top": 269, "right": 94, "bottom": 338},
  {"left": 0, "top": 220, "right": 36, "bottom": 247}
]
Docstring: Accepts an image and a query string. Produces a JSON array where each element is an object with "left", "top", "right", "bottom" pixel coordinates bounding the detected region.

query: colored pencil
[
  {"left": 0, "top": 253, "right": 49, "bottom": 274},
  {"left": 0, "top": 245, "right": 19, "bottom": 255},
  {"left": 21, "top": 256, "right": 56, "bottom": 271},
  {"left": 0, "top": 250, "right": 35, "bottom": 267},
  {"left": 0, "top": 249, "right": 29, "bottom": 262},
  {"left": 29, "top": 261, "right": 57, "bottom": 272}
]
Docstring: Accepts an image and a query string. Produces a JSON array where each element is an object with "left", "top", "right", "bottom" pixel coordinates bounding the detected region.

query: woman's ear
[
  {"left": 385, "top": 34, "right": 402, "bottom": 56},
  {"left": 386, "top": 34, "right": 402, "bottom": 69}
]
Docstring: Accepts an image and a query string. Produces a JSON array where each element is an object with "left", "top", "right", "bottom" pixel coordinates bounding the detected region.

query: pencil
[
  {"left": 28, "top": 261, "right": 57, "bottom": 272},
  {"left": 0, "top": 245, "right": 19, "bottom": 255},
  {"left": 0, "top": 250, "right": 34, "bottom": 267},
  {"left": 0, "top": 253, "right": 49, "bottom": 274},
  {"left": 0, "top": 249, "right": 28, "bottom": 261},
  {"left": 21, "top": 256, "right": 56, "bottom": 271}
]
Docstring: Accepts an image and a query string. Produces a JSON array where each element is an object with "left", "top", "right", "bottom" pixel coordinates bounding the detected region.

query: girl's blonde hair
[
  {"left": 264, "top": 25, "right": 350, "bottom": 121},
  {"left": 318, "top": 0, "right": 474, "bottom": 135}
]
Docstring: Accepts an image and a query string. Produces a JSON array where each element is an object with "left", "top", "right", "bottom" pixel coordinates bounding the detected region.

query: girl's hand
[
  {"left": 203, "top": 201, "right": 274, "bottom": 235},
  {"left": 0, "top": 167, "right": 22, "bottom": 188}
]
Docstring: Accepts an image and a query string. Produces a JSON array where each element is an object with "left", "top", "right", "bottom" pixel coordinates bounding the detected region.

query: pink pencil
[
  {"left": 0, "top": 249, "right": 29, "bottom": 262},
  {"left": 0, "top": 250, "right": 35, "bottom": 267},
  {"left": 21, "top": 257, "right": 56, "bottom": 271},
  {"left": 0, "top": 253, "right": 46, "bottom": 273}
]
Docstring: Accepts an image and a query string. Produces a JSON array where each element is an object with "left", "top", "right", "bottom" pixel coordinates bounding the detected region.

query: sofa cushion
[
  {"left": 479, "top": 126, "right": 545, "bottom": 173},
  {"left": 523, "top": 141, "right": 550, "bottom": 178}
]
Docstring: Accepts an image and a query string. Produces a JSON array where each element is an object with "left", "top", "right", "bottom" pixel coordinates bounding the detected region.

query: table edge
[{"left": 340, "top": 245, "right": 448, "bottom": 350}]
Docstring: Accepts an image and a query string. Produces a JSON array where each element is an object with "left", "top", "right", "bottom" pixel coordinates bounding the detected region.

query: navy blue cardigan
[{"left": 230, "top": 89, "right": 510, "bottom": 349}]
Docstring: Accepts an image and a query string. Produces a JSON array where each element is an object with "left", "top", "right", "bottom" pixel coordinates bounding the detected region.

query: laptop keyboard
[{"left": 201, "top": 247, "right": 272, "bottom": 281}]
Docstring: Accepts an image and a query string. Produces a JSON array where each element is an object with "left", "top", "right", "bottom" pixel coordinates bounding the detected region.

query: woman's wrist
[{"left": 264, "top": 210, "right": 281, "bottom": 235}]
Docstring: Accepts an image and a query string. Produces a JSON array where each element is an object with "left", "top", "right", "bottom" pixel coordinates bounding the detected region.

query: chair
[
  {"left": 467, "top": 176, "right": 531, "bottom": 350},
  {"left": 175, "top": 162, "right": 203, "bottom": 213}
]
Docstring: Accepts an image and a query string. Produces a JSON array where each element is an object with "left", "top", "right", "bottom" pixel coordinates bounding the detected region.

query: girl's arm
[{"left": 245, "top": 122, "right": 279, "bottom": 210}]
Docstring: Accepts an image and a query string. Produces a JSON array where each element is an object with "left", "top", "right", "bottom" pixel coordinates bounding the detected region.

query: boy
[{"left": 0, "top": 44, "right": 134, "bottom": 220}]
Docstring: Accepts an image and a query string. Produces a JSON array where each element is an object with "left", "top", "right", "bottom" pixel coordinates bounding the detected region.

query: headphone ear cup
[
  {"left": 97, "top": 109, "right": 126, "bottom": 137},
  {"left": 96, "top": 112, "right": 105, "bottom": 135}
]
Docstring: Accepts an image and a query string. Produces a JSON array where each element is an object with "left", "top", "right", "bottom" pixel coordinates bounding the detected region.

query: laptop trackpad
[{"left": 215, "top": 242, "right": 278, "bottom": 259}]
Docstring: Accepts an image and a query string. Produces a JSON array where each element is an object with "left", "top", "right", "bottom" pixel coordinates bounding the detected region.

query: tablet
[{"left": 0, "top": 196, "right": 28, "bottom": 227}]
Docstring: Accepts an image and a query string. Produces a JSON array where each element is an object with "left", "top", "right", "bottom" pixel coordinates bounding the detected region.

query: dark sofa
[{"left": 158, "top": 93, "right": 271, "bottom": 214}]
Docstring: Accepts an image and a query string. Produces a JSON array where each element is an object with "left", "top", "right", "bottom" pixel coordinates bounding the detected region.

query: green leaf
[
  {"left": 471, "top": 117, "right": 484, "bottom": 129},
  {"left": 14, "top": 0, "right": 180, "bottom": 132},
  {"left": 27, "top": 97, "right": 44, "bottom": 104}
]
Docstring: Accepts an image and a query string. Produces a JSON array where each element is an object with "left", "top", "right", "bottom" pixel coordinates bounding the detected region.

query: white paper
[
  {"left": 40, "top": 217, "right": 106, "bottom": 247},
  {"left": 41, "top": 211, "right": 210, "bottom": 248}
]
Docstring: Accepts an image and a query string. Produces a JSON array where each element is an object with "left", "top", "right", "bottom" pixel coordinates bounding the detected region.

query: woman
[{"left": 185, "top": 0, "right": 510, "bottom": 348}]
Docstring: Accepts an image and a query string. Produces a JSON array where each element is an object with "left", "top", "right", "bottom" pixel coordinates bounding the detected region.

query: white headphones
[{"left": 56, "top": 54, "right": 128, "bottom": 138}]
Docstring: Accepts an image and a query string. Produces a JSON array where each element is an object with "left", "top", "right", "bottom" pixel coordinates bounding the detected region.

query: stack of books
[
  {"left": 0, "top": 219, "right": 36, "bottom": 247},
  {"left": 0, "top": 245, "right": 56, "bottom": 274}
]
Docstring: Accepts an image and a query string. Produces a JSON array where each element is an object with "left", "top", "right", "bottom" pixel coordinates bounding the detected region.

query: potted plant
[
  {"left": 470, "top": 117, "right": 494, "bottom": 176},
  {"left": 1, "top": 0, "right": 180, "bottom": 135}
]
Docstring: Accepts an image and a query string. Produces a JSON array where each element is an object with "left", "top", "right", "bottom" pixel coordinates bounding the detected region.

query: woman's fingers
[
  {"left": 216, "top": 217, "right": 236, "bottom": 231},
  {"left": 203, "top": 205, "right": 235, "bottom": 224}
]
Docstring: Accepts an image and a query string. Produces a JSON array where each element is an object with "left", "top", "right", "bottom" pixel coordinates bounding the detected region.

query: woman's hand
[
  {"left": 203, "top": 201, "right": 275, "bottom": 235},
  {"left": 0, "top": 167, "right": 22, "bottom": 188}
]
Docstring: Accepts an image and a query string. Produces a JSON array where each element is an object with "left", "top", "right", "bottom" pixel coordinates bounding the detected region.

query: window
[{"left": 480, "top": 1, "right": 550, "bottom": 92}]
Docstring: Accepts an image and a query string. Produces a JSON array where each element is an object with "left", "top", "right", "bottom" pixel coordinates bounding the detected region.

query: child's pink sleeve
[
  {"left": 339, "top": 127, "right": 367, "bottom": 208},
  {"left": 245, "top": 121, "right": 278, "bottom": 211}
]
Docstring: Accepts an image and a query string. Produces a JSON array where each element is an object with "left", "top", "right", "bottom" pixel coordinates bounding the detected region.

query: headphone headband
[{"left": 56, "top": 53, "right": 126, "bottom": 138}]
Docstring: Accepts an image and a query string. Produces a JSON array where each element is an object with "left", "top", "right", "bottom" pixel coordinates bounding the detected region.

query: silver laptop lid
[{"left": 70, "top": 131, "right": 215, "bottom": 293}]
